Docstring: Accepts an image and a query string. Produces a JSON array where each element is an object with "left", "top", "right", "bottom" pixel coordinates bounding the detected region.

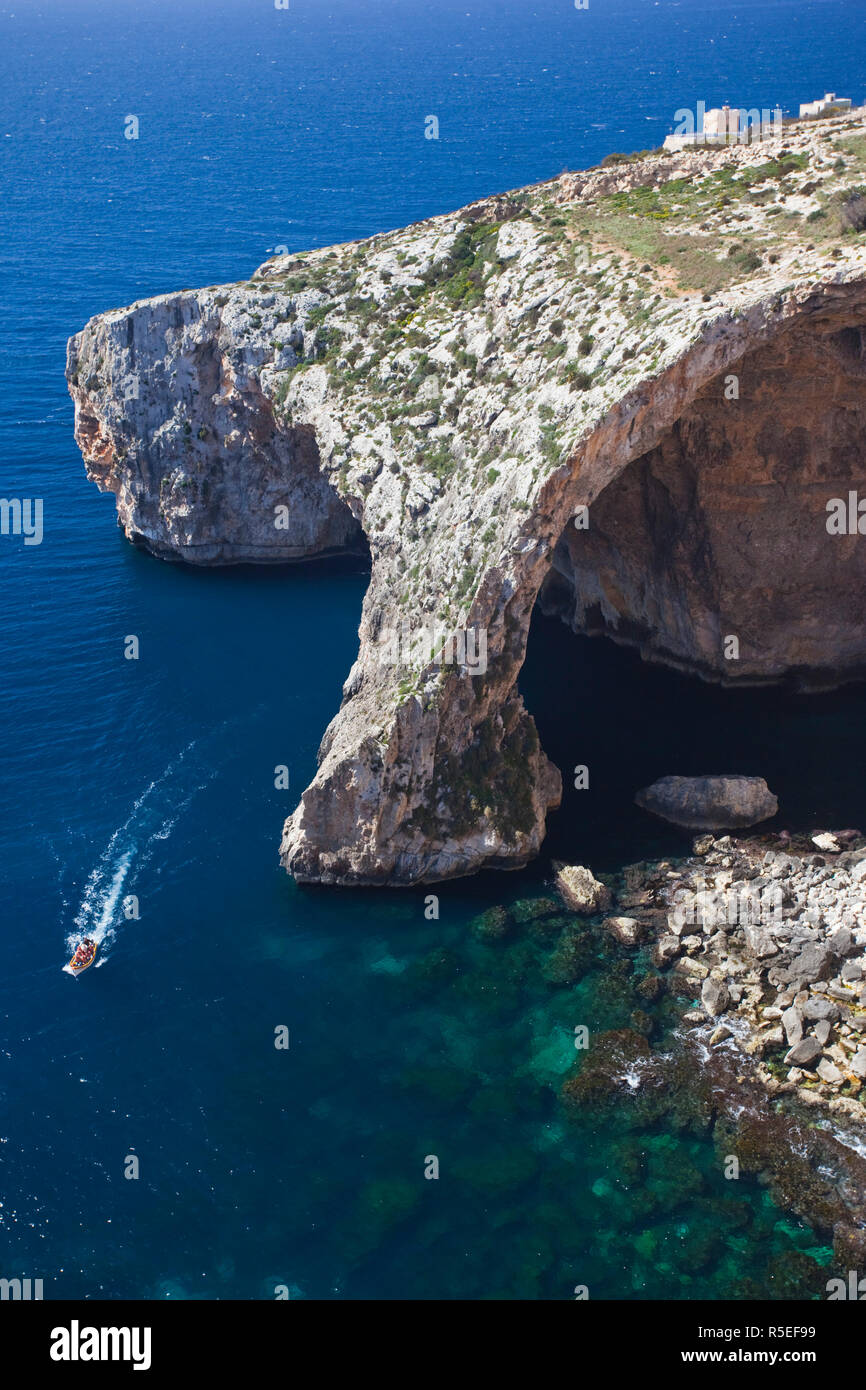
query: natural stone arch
[
  {"left": 281, "top": 282, "right": 866, "bottom": 884},
  {"left": 68, "top": 118, "right": 866, "bottom": 887}
]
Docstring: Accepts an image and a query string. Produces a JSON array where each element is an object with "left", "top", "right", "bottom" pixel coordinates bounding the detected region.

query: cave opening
[
  {"left": 520, "top": 299, "right": 866, "bottom": 872},
  {"left": 520, "top": 611, "right": 866, "bottom": 873}
]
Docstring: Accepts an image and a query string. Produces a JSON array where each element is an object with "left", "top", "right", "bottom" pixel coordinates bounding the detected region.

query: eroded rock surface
[
  {"left": 635, "top": 774, "right": 779, "bottom": 830},
  {"left": 68, "top": 112, "right": 866, "bottom": 883},
  {"left": 556, "top": 864, "right": 612, "bottom": 914}
]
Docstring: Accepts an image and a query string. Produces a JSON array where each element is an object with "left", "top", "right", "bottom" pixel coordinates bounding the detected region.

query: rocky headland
[{"left": 68, "top": 111, "right": 866, "bottom": 886}]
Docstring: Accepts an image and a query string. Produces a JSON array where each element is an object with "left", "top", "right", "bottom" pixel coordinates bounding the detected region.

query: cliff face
[
  {"left": 68, "top": 113, "right": 866, "bottom": 884},
  {"left": 69, "top": 293, "right": 362, "bottom": 563}
]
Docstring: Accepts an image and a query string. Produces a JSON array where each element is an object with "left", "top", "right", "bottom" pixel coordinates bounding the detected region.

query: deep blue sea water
[{"left": 1, "top": 0, "right": 865, "bottom": 1300}]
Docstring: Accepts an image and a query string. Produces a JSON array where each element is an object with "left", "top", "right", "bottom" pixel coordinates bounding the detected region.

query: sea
[{"left": 1, "top": 0, "right": 864, "bottom": 1300}]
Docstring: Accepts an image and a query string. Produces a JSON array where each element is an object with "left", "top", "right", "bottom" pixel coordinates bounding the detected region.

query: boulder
[
  {"left": 829, "top": 926, "right": 855, "bottom": 957},
  {"left": 701, "top": 976, "right": 730, "bottom": 1017},
  {"left": 780, "top": 944, "right": 834, "bottom": 989},
  {"left": 652, "top": 935, "right": 682, "bottom": 969},
  {"left": 812, "top": 832, "right": 842, "bottom": 853},
  {"left": 781, "top": 1006, "right": 803, "bottom": 1046},
  {"left": 817, "top": 1058, "right": 844, "bottom": 1085},
  {"left": 801, "top": 996, "right": 840, "bottom": 1022},
  {"left": 850, "top": 1047, "right": 866, "bottom": 1080},
  {"left": 785, "top": 1036, "right": 822, "bottom": 1067},
  {"left": 673, "top": 957, "right": 709, "bottom": 980},
  {"left": 744, "top": 922, "right": 779, "bottom": 959},
  {"left": 634, "top": 775, "right": 778, "bottom": 831},
  {"left": 555, "top": 865, "right": 611, "bottom": 915},
  {"left": 602, "top": 915, "right": 643, "bottom": 947}
]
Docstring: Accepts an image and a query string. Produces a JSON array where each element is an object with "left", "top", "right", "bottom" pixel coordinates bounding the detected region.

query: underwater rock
[
  {"left": 630, "top": 1008, "right": 655, "bottom": 1039},
  {"left": 402, "top": 946, "right": 463, "bottom": 995},
  {"left": 530, "top": 912, "right": 575, "bottom": 941},
  {"left": 396, "top": 1063, "right": 475, "bottom": 1107},
  {"left": 561, "top": 1029, "right": 652, "bottom": 1115},
  {"left": 511, "top": 896, "right": 560, "bottom": 924},
  {"left": 833, "top": 1222, "right": 866, "bottom": 1270},
  {"left": 542, "top": 929, "right": 597, "bottom": 985},
  {"left": 347, "top": 1178, "right": 420, "bottom": 1262},
  {"left": 715, "top": 1097, "right": 866, "bottom": 1235},
  {"left": 472, "top": 905, "right": 512, "bottom": 942},
  {"left": 765, "top": 1250, "right": 825, "bottom": 1300},
  {"left": 453, "top": 1147, "right": 539, "bottom": 1197},
  {"left": 636, "top": 973, "right": 664, "bottom": 1003}
]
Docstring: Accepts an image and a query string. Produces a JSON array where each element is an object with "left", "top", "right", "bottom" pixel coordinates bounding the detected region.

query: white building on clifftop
[
  {"left": 663, "top": 102, "right": 783, "bottom": 151},
  {"left": 799, "top": 92, "right": 852, "bottom": 118}
]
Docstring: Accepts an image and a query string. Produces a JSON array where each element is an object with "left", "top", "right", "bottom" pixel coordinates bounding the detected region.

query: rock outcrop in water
[
  {"left": 68, "top": 112, "right": 866, "bottom": 884},
  {"left": 635, "top": 774, "right": 779, "bottom": 830}
]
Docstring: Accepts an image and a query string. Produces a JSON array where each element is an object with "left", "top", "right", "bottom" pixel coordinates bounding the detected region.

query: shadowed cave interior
[
  {"left": 520, "top": 614, "right": 866, "bottom": 874},
  {"left": 522, "top": 303, "right": 866, "bottom": 874}
]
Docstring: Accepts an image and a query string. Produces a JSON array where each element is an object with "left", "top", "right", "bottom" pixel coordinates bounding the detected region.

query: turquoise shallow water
[{"left": 1, "top": 0, "right": 865, "bottom": 1299}]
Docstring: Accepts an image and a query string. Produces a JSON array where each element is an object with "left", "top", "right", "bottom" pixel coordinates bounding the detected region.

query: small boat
[{"left": 66, "top": 937, "right": 97, "bottom": 975}]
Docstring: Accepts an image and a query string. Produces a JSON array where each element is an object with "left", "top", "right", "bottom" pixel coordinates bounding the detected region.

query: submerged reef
[{"left": 357, "top": 870, "right": 860, "bottom": 1298}]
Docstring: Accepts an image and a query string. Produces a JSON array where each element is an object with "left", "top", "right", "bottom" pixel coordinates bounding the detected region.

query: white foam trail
[{"left": 65, "top": 740, "right": 212, "bottom": 966}]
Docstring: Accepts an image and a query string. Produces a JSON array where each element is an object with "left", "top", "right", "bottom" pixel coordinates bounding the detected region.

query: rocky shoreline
[
  {"left": 553, "top": 830, "right": 866, "bottom": 1264},
  {"left": 559, "top": 828, "right": 866, "bottom": 1120}
]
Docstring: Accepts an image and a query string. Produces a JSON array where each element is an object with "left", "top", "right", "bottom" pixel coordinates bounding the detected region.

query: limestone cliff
[{"left": 68, "top": 112, "right": 866, "bottom": 884}]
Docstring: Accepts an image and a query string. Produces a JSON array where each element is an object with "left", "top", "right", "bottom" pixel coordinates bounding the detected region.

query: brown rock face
[{"left": 540, "top": 295, "right": 866, "bottom": 687}]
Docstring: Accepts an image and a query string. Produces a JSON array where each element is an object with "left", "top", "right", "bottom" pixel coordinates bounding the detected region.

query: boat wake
[{"left": 64, "top": 740, "right": 215, "bottom": 971}]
